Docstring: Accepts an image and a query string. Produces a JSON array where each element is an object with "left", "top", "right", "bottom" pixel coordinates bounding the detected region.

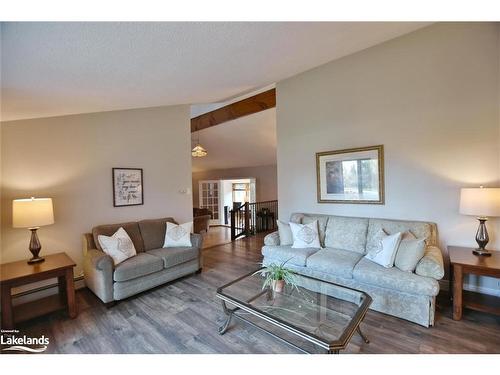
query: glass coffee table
[{"left": 216, "top": 268, "right": 372, "bottom": 354}]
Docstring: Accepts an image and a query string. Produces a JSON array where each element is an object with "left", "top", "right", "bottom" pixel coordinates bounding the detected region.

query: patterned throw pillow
[
  {"left": 98, "top": 227, "right": 137, "bottom": 265},
  {"left": 369, "top": 229, "right": 414, "bottom": 255},
  {"left": 163, "top": 222, "right": 193, "bottom": 248},
  {"left": 289, "top": 220, "right": 321, "bottom": 249},
  {"left": 365, "top": 230, "right": 402, "bottom": 268}
]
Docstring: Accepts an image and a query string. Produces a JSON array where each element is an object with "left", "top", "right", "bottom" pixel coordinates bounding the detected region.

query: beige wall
[
  {"left": 276, "top": 23, "right": 500, "bottom": 293},
  {"left": 192, "top": 165, "right": 277, "bottom": 207},
  {"left": 1, "top": 105, "right": 193, "bottom": 280}
]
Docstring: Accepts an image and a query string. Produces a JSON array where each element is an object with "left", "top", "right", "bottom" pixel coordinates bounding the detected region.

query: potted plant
[{"left": 254, "top": 259, "right": 296, "bottom": 293}]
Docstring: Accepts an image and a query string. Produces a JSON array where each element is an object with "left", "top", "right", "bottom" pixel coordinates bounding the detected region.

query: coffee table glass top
[{"left": 216, "top": 268, "right": 372, "bottom": 350}]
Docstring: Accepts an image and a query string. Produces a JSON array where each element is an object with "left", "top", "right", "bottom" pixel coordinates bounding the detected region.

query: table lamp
[
  {"left": 459, "top": 187, "right": 500, "bottom": 256},
  {"left": 12, "top": 197, "right": 54, "bottom": 264}
]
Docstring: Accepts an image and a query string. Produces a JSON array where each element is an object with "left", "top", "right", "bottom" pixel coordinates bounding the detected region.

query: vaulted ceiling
[
  {"left": 191, "top": 108, "right": 276, "bottom": 173},
  {"left": 1, "top": 22, "right": 430, "bottom": 121}
]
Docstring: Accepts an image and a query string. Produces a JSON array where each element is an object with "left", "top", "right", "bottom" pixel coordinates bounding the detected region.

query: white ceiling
[
  {"left": 1, "top": 22, "right": 430, "bottom": 121},
  {"left": 191, "top": 108, "right": 276, "bottom": 172}
]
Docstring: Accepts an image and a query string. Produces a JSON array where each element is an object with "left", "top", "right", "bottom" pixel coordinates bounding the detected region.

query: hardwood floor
[
  {"left": 201, "top": 226, "right": 232, "bottom": 249},
  {"left": 12, "top": 234, "right": 500, "bottom": 354}
]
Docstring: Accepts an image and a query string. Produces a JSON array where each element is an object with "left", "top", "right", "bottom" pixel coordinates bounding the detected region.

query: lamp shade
[
  {"left": 13, "top": 197, "right": 54, "bottom": 228},
  {"left": 459, "top": 188, "right": 500, "bottom": 217}
]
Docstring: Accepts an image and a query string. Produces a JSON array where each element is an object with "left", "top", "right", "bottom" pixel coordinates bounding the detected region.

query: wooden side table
[
  {"left": 448, "top": 246, "right": 500, "bottom": 320},
  {"left": 1, "top": 252, "right": 77, "bottom": 329}
]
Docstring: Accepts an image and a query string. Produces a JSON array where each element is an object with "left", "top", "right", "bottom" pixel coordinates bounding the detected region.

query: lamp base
[
  {"left": 27, "top": 227, "right": 44, "bottom": 265},
  {"left": 28, "top": 256, "right": 45, "bottom": 264},
  {"left": 472, "top": 248, "right": 492, "bottom": 257},
  {"left": 473, "top": 218, "right": 490, "bottom": 256}
]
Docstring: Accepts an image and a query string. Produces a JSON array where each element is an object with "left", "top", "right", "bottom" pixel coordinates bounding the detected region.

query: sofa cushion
[
  {"left": 353, "top": 257, "right": 439, "bottom": 296},
  {"left": 113, "top": 253, "right": 164, "bottom": 282},
  {"left": 306, "top": 248, "right": 363, "bottom": 279},
  {"left": 138, "top": 217, "right": 176, "bottom": 251},
  {"left": 301, "top": 214, "right": 329, "bottom": 247},
  {"left": 147, "top": 247, "right": 199, "bottom": 269},
  {"left": 366, "top": 218, "right": 432, "bottom": 255},
  {"left": 261, "top": 245, "right": 319, "bottom": 267},
  {"left": 93, "top": 222, "right": 145, "bottom": 253},
  {"left": 324, "top": 216, "right": 369, "bottom": 254}
]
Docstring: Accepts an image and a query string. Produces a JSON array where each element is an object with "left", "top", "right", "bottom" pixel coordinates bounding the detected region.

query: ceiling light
[{"left": 192, "top": 143, "right": 208, "bottom": 157}]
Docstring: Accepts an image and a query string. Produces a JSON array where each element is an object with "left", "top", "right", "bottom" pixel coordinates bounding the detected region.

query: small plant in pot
[{"left": 254, "top": 259, "right": 296, "bottom": 293}]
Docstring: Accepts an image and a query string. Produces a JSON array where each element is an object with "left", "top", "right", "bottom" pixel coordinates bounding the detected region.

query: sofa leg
[{"left": 196, "top": 268, "right": 202, "bottom": 274}]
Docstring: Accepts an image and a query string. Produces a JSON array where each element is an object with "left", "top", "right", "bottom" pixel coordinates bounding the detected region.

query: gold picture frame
[{"left": 316, "top": 145, "right": 385, "bottom": 204}]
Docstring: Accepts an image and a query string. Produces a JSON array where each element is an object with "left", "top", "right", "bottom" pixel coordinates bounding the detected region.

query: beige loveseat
[{"left": 83, "top": 217, "right": 203, "bottom": 304}]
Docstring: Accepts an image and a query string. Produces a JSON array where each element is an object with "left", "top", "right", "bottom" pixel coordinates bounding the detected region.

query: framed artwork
[
  {"left": 112, "top": 168, "right": 144, "bottom": 207},
  {"left": 316, "top": 145, "right": 384, "bottom": 204}
]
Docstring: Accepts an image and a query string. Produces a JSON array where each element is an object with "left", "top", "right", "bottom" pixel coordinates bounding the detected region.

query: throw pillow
[
  {"left": 365, "top": 230, "right": 402, "bottom": 268},
  {"left": 290, "top": 220, "right": 321, "bottom": 249},
  {"left": 164, "top": 221, "right": 193, "bottom": 247},
  {"left": 401, "top": 231, "right": 416, "bottom": 241},
  {"left": 395, "top": 231, "right": 426, "bottom": 272},
  {"left": 277, "top": 220, "right": 293, "bottom": 246},
  {"left": 98, "top": 227, "right": 137, "bottom": 266},
  {"left": 370, "top": 229, "right": 413, "bottom": 254}
]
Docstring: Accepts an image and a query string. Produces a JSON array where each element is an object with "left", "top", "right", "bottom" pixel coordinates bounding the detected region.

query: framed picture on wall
[
  {"left": 112, "top": 168, "right": 144, "bottom": 207},
  {"left": 316, "top": 145, "right": 384, "bottom": 204}
]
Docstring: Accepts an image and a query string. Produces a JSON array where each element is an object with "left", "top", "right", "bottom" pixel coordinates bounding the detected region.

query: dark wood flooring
[
  {"left": 201, "top": 226, "right": 232, "bottom": 249},
  {"left": 12, "top": 234, "right": 500, "bottom": 354}
]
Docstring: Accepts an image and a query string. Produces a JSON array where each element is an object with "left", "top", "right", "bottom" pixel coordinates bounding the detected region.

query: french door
[{"left": 198, "top": 180, "right": 221, "bottom": 225}]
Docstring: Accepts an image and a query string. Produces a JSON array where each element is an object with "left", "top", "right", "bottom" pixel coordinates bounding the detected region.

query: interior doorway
[
  {"left": 198, "top": 178, "right": 256, "bottom": 226},
  {"left": 221, "top": 178, "right": 256, "bottom": 225}
]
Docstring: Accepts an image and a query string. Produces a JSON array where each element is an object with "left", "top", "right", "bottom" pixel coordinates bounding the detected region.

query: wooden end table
[
  {"left": 448, "top": 246, "right": 500, "bottom": 320},
  {"left": 1, "top": 252, "right": 77, "bottom": 329}
]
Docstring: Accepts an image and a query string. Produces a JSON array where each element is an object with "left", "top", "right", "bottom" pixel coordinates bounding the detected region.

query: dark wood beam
[{"left": 191, "top": 88, "right": 276, "bottom": 133}]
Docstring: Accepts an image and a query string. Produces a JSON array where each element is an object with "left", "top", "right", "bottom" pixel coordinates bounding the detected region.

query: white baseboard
[{"left": 439, "top": 279, "right": 500, "bottom": 297}]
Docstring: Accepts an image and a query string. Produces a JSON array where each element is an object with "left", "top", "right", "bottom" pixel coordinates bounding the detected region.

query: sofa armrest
[
  {"left": 87, "top": 248, "right": 113, "bottom": 271},
  {"left": 191, "top": 233, "right": 203, "bottom": 249},
  {"left": 264, "top": 231, "right": 280, "bottom": 246},
  {"left": 415, "top": 245, "right": 445, "bottom": 280},
  {"left": 83, "top": 248, "right": 114, "bottom": 303}
]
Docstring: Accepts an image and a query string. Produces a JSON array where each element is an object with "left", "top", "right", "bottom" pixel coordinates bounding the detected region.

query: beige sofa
[
  {"left": 83, "top": 217, "right": 203, "bottom": 304},
  {"left": 262, "top": 213, "right": 445, "bottom": 327}
]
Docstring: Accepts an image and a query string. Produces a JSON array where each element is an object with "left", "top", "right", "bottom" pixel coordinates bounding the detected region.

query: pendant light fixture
[{"left": 191, "top": 133, "right": 208, "bottom": 157}]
